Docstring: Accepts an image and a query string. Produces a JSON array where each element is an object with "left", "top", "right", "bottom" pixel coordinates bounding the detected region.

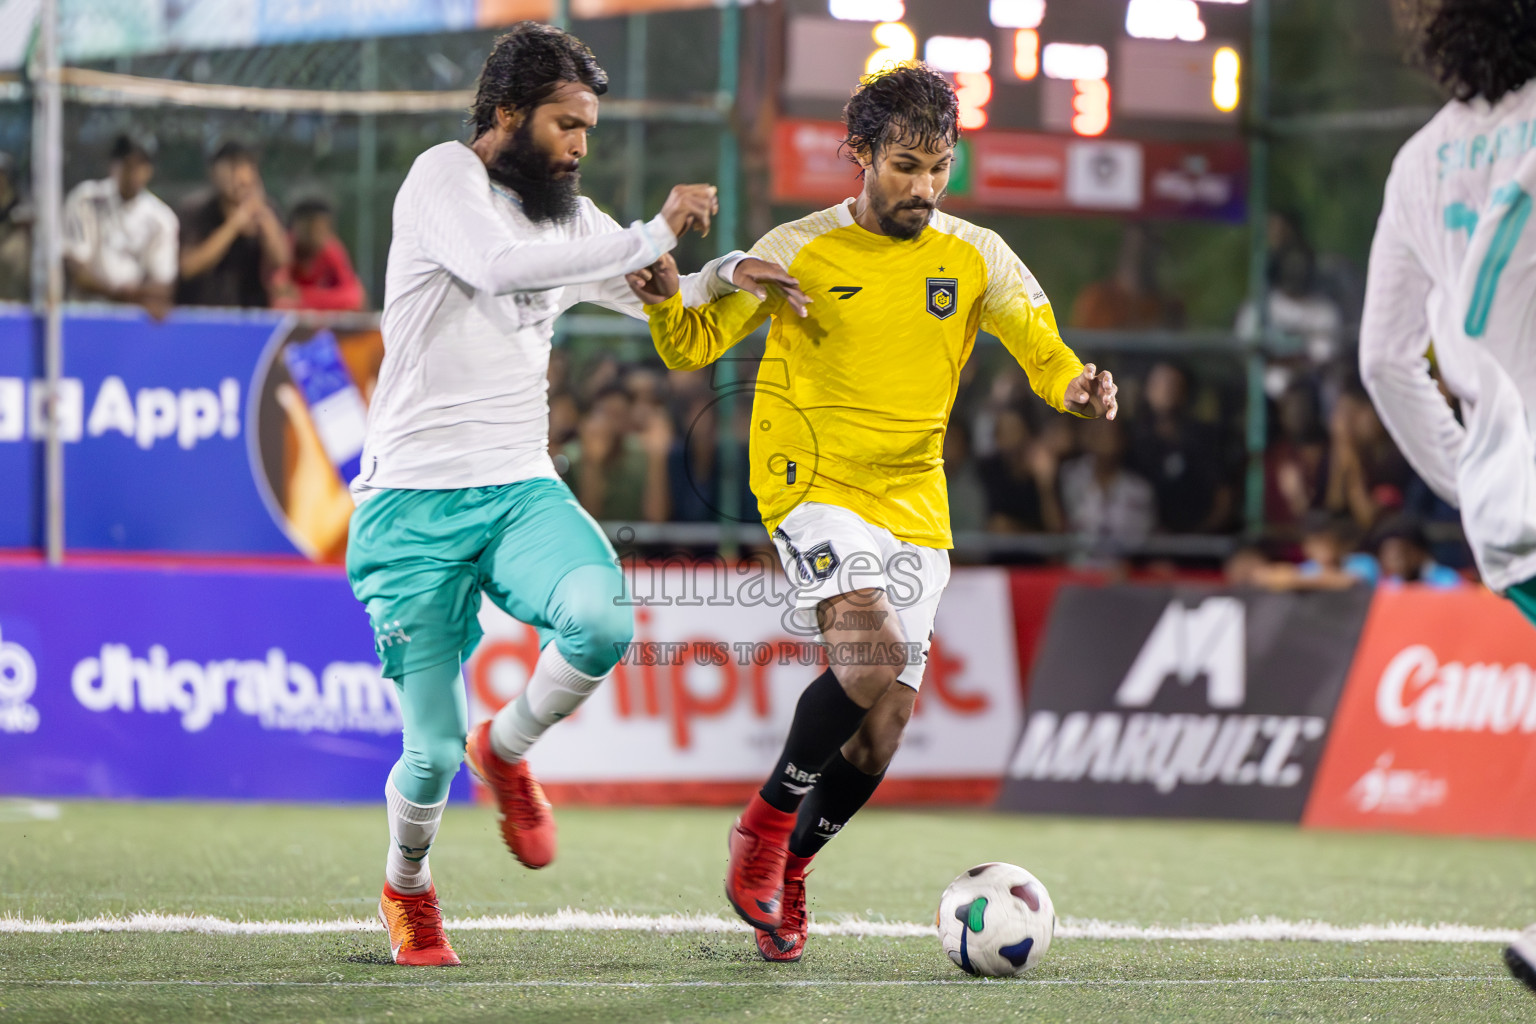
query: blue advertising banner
[
  {"left": 0, "top": 562, "right": 466, "bottom": 801},
  {"left": 0, "top": 311, "right": 40, "bottom": 549},
  {"left": 0, "top": 308, "right": 378, "bottom": 558}
]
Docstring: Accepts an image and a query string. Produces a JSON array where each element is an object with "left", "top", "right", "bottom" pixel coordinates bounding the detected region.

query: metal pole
[
  {"left": 357, "top": 38, "right": 379, "bottom": 304},
  {"left": 551, "top": 0, "right": 569, "bottom": 31},
  {"left": 1243, "top": 0, "right": 1270, "bottom": 537},
  {"left": 714, "top": 0, "right": 742, "bottom": 558},
  {"left": 33, "top": 0, "right": 64, "bottom": 564},
  {"left": 623, "top": 14, "right": 648, "bottom": 225}
]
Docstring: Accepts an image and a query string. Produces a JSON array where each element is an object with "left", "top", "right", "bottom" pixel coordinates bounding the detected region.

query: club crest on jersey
[
  {"left": 797, "top": 542, "right": 841, "bottom": 584},
  {"left": 926, "top": 277, "right": 958, "bottom": 320}
]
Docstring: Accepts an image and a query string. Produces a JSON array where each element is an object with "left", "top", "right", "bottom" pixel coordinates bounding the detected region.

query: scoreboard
[
  {"left": 781, "top": 0, "right": 1251, "bottom": 138},
  {"left": 773, "top": 0, "right": 1252, "bottom": 220}
]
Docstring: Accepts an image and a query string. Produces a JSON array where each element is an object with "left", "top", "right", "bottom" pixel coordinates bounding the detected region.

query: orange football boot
[
  {"left": 755, "top": 854, "right": 813, "bottom": 962},
  {"left": 378, "top": 883, "right": 460, "bottom": 966},
  {"left": 465, "top": 720, "right": 556, "bottom": 869}
]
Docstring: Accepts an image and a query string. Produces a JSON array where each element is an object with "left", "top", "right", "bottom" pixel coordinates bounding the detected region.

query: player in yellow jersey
[{"left": 627, "top": 64, "right": 1117, "bottom": 962}]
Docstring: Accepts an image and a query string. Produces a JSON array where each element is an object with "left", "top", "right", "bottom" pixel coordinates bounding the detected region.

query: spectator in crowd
[
  {"left": 1291, "top": 513, "right": 1375, "bottom": 587},
  {"left": 578, "top": 353, "right": 622, "bottom": 405},
  {"left": 1069, "top": 224, "right": 1185, "bottom": 330},
  {"left": 0, "top": 152, "right": 31, "bottom": 302},
  {"left": 1368, "top": 515, "right": 1465, "bottom": 588},
  {"left": 548, "top": 390, "right": 579, "bottom": 457},
  {"left": 623, "top": 365, "right": 665, "bottom": 412},
  {"left": 1060, "top": 417, "right": 1157, "bottom": 556},
  {"left": 667, "top": 391, "right": 757, "bottom": 524},
  {"left": 970, "top": 364, "right": 1030, "bottom": 458},
  {"left": 1130, "top": 360, "right": 1234, "bottom": 534},
  {"left": 943, "top": 419, "right": 987, "bottom": 534},
  {"left": 978, "top": 406, "right": 1064, "bottom": 533},
  {"left": 1224, "top": 545, "right": 1271, "bottom": 587},
  {"left": 1325, "top": 388, "right": 1412, "bottom": 530},
  {"left": 61, "top": 134, "right": 177, "bottom": 319},
  {"left": 1243, "top": 514, "right": 1374, "bottom": 591},
  {"left": 177, "top": 142, "right": 290, "bottom": 307},
  {"left": 561, "top": 385, "right": 670, "bottom": 522},
  {"left": 1237, "top": 217, "right": 1346, "bottom": 397},
  {"left": 547, "top": 347, "right": 571, "bottom": 397},
  {"left": 1265, "top": 380, "right": 1329, "bottom": 529},
  {"left": 271, "top": 199, "right": 365, "bottom": 311}
]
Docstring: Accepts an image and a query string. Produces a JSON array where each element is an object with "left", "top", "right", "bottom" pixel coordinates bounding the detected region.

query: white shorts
[{"left": 769, "top": 501, "right": 951, "bottom": 689}]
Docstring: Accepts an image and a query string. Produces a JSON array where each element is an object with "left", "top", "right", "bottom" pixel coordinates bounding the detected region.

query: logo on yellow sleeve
[{"left": 926, "top": 277, "right": 958, "bottom": 320}]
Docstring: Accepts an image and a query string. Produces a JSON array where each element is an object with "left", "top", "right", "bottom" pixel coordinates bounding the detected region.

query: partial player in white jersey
[
  {"left": 1361, "top": 4, "right": 1536, "bottom": 608},
  {"left": 348, "top": 22, "right": 803, "bottom": 966},
  {"left": 1357, "top": 0, "right": 1536, "bottom": 993}
]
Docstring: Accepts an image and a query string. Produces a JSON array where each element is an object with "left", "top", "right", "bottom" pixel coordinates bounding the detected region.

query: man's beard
[
  {"left": 485, "top": 122, "right": 582, "bottom": 225},
  {"left": 869, "top": 176, "right": 940, "bottom": 240}
]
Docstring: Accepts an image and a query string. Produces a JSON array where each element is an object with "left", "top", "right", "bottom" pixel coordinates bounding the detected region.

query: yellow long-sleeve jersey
[{"left": 645, "top": 201, "right": 1087, "bottom": 548}]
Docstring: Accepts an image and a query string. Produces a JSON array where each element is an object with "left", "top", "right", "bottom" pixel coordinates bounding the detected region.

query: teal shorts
[
  {"left": 347, "top": 477, "right": 619, "bottom": 679},
  {"left": 1509, "top": 577, "right": 1536, "bottom": 630}
]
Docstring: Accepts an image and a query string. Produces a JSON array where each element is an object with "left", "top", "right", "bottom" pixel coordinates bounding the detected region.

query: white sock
[
  {"left": 489, "top": 642, "right": 607, "bottom": 763},
  {"left": 385, "top": 780, "right": 446, "bottom": 894}
]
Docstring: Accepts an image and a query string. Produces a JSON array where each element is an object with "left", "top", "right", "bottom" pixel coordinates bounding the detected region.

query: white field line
[
  {"left": 0, "top": 977, "right": 1511, "bottom": 989},
  {"left": 0, "top": 909, "right": 1521, "bottom": 944}
]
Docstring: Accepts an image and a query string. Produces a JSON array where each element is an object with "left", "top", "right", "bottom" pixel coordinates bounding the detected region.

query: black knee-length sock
[
  {"left": 788, "top": 751, "right": 886, "bottom": 858},
  {"left": 759, "top": 669, "right": 869, "bottom": 813}
]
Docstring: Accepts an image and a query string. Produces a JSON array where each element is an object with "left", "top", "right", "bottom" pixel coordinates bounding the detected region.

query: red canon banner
[{"left": 1304, "top": 587, "right": 1536, "bottom": 837}]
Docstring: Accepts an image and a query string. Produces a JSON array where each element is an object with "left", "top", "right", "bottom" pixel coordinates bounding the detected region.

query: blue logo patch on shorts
[{"left": 798, "top": 541, "right": 840, "bottom": 584}]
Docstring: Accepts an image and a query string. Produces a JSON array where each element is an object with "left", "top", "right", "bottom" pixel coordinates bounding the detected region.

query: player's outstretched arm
[
  {"left": 561, "top": 203, "right": 809, "bottom": 318},
  {"left": 627, "top": 253, "right": 774, "bottom": 371},
  {"left": 977, "top": 235, "right": 1111, "bottom": 417},
  {"left": 409, "top": 146, "right": 719, "bottom": 295}
]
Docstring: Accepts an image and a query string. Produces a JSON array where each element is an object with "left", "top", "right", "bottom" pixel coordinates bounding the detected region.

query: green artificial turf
[{"left": 2, "top": 801, "right": 1534, "bottom": 1022}]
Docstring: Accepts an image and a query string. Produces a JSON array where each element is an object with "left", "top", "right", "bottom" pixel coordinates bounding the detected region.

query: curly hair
[
  {"left": 470, "top": 22, "right": 609, "bottom": 139},
  {"left": 842, "top": 63, "right": 960, "bottom": 164},
  {"left": 1408, "top": 0, "right": 1536, "bottom": 102}
]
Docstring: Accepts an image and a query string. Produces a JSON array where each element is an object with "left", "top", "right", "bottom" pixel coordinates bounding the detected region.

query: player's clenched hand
[
  {"left": 627, "top": 253, "right": 680, "bottom": 305},
  {"left": 660, "top": 184, "right": 718, "bottom": 238},
  {"left": 1064, "top": 363, "right": 1118, "bottom": 420},
  {"left": 732, "top": 258, "right": 810, "bottom": 318}
]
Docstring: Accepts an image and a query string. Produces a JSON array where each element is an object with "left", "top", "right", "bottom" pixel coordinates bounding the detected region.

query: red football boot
[
  {"left": 756, "top": 854, "right": 813, "bottom": 963},
  {"left": 725, "top": 794, "right": 795, "bottom": 931},
  {"left": 378, "top": 883, "right": 460, "bottom": 966},
  {"left": 465, "top": 720, "right": 556, "bottom": 869}
]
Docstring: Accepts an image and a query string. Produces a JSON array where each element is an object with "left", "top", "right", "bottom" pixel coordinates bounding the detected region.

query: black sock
[
  {"left": 759, "top": 669, "right": 869, "bottom": 813},
  {"left": 788, "top": 751, "right": 885, "bottom": 858}
]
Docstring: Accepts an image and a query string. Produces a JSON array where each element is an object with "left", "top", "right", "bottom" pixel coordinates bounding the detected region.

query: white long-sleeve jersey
[
  {"left": 1360, "top": 79, "right": 1536, "bottom": 591},
  {"left": 354, "top": 141, "right": 741, "bottom": 499}
]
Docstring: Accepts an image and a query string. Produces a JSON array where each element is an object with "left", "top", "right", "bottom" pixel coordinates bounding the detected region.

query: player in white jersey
[
  {"left": 349, "top": 22, "right": 803, "bottom": 965},
  {"left": 1357, "top": 0, "right": 1536, "bottom": 992}
]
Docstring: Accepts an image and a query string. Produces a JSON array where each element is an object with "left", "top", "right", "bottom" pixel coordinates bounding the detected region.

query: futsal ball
[{"left": 936, "top": 862, "right": 1055, "bottom": 977}]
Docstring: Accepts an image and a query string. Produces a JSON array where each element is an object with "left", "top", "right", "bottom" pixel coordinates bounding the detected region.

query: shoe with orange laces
[
  {"left": 378, "top": 883, "right": 460, "bottom": 966},
  {"left": 725, "top": 794, "right": 796, "bottom": 931},
  {"left": 755, "top": 854, "right": 813, "bottom": 962},
  {"left": 465, "top": 720, "right": 556, "bottom": 869}
]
